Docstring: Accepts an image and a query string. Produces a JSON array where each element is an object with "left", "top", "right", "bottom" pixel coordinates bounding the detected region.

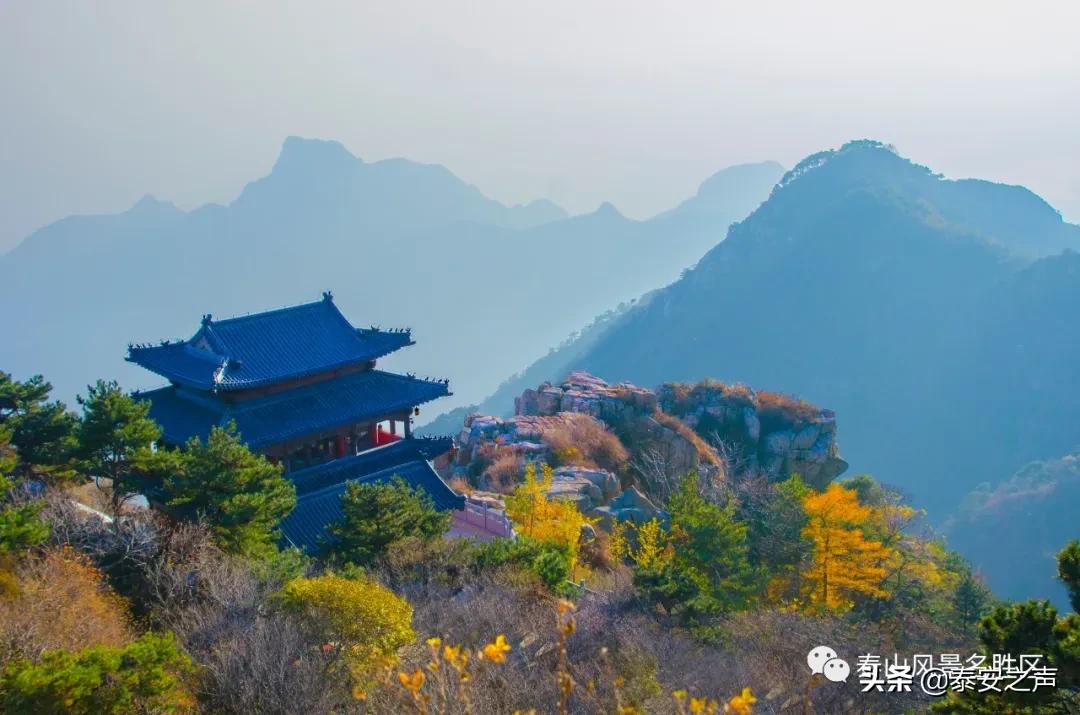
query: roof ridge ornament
[
  {"left": 322, "top": 290, "right": 334, "bottom": 302},
  {"left": 201, "top": 313, "right": 213, "bottom": 326}
]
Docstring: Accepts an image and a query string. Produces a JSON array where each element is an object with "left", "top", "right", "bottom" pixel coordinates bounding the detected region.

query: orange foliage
[
  {"left": 801, "top": 484, "right": 891, "bottom": 610},
  {"left": 0, "top": 547, "right": 132, "bottom": 664}
]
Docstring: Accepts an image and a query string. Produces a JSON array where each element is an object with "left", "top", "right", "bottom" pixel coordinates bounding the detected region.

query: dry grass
[
  {"left": 0, "top": 547, "right": 133, "bottom": 665},
  {"left": 652, "top": 411, "right": 722, "bottom": 468},
  {"left": 366, "top": 543, "right": 947, "bottom": 715},
  {"left": 757, "top": 391, "right": 822, "bottom": 426},
  {"left": 483, "top": 451, "right": 526, "bottom": 492},
  {"left": 541, "top": 413, "right": 630, "bottom": 473}
]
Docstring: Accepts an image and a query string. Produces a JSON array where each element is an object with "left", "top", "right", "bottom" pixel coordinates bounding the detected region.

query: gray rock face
[
  {"left": 455, "top": 410, "right": 622, "bottom": 503},
  {"left": 554, "top": 466, "right": 620, "bottom": 501},
  {"left": 588, "top": 486, "right": 667, "bottom": 528},
  {"left": 743, "top": 407, "right": 761, "bottom": 443},
  {"left": 548, "top": 470, "right": 603, "bottom": 509},
  {"left": 656, "top": 380, "right": 847, "bottom": 488},
  {"left": 516, "top": 371, "right": 658, "bottom": 419},
  {"left": 454, "top": 371, "right": 847, "bottom": 531}
]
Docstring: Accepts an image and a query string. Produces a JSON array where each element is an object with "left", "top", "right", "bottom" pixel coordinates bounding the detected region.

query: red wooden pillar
[{"left": 335, "top": 434, "right": 346, "bottom": 458}]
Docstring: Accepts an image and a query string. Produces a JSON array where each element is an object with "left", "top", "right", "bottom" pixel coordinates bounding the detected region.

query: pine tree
[
  {"left": 952, "top": 569, "right": 993, "bottom": 632},
  {"left": 667, "top": 473, "right": 756, "bottom": 614},
  {"left": 628, "top": 474, "right": 755, "bottom": 626},
  {"left": 165, "top": 423, "right": 296, "bottom": 558},
  {"left": 0, "top": 372, "right": 78, "bottom": 483},
  {"left": 0, "top": 425, "right": 48, "bottom": 558},
  {"left": 76, "top": 380, "right": 164, "bottom": 515},
  {"left": 1057, "top": 540, "right": 1080, "bottom": 614},
  {"left": 746, "top": 474, "right": 812, "bottom": 602},
  {"left": 802, "top": 483, "right": 891, "bottom": 609},
  {"left": 326, "top": 477, "right": 451, "bottom": 566},
  {"left": 0, "top": 632, "right": 193, "bottom": 714}
]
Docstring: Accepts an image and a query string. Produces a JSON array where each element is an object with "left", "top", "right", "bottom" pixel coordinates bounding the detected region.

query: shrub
[
  {"left": 541, "top": 413, "right": 629, "bottom": 473},
  {"left": 476, "top": 537, "right": 572, "bottom": 593},
  {"left": 274, "top": 573, "right": 415, "bottom": 683},
  {"left": 178, "top": 611, "right": 352, "bottom": 714},
  {"left": 652, "top": 411, "right": 722, "bottom": 468},
  {"left": 0, "top": 547, "right": 131, "bottom": 665},
  {"left": 504, "top": 463, "right": 593, "bottom": 572},
  {"left": 482, "top": 450, "right": 525, "bottom": 492},
  {"left": 0, "top": 632, "right": 194, "bottom": 715},
  {"left": 757, "top": 390, "right": 821, "bottom": 427}
]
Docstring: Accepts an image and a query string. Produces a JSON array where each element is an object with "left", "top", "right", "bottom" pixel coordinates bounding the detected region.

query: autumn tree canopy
[{"left": 801, "top": 482, "right": 891, "bottom": 610}]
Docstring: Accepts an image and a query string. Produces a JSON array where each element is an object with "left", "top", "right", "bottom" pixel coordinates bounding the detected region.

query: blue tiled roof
[
  {"left": 127, "top": 293, "right": 414, "bottom": 391},
  {"left": 279, "top": 452, "right": 464, "bottom": 553},
  {"left": 136, "top": 369, "right": 450, "bottom": 449},
  {"left": 290, "top": 437, "right": 453, "bottom": 495}
]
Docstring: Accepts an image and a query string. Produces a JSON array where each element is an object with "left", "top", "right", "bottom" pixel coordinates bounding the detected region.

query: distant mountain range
[
  {"left": 439, "top": 141, "right": 1080, "bottom": 520},
  {"left": 0, "top": 136, "right": 783, "bottom": 413},
  {"left": 947, "top": 450, "right": 1080, "bottom": 608}
]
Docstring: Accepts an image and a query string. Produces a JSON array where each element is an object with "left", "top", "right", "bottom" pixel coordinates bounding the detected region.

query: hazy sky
[{"left": 2, "top": 1, "right": 1079, "bottom": 252}]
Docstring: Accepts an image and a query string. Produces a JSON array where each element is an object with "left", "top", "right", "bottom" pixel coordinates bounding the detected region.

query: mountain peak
[
  {"left": 651, "top": 161, "right": 785, "bottom": 225},
  {"left": 272, "top": 136, "right": 360, "bottom": 176},
  {"left": 593, "top": 201, "right": 622, "bottom": 217},
  {"left": 696, "top": 161, "right": 785, "bottom": 199},
  {"left": 776, "top": 139, "right": 929, "bottom": 191},
  {"left": 129, "top": 194, "right": 180, "bottom": 216}
]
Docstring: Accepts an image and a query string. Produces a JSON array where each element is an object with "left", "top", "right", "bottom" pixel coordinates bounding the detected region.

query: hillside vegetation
[{"left": 4, "top": 352, "right": 1080, "bottom": 713}]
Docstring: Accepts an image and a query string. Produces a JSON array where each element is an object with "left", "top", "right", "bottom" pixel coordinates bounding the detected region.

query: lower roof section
[
  {"left": 279, "top": 438, "right": 463, "bottom": 553},
  {"left": 135, "top": 369, "right": 450, "bottom": 450},
  {"left": 289, "top": 437, "right": 453, "bottom": 496}
]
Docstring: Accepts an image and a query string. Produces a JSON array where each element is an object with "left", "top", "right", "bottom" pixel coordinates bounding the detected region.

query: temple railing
[{"left": 457, "top": 498, "right": 514, "bottom": 538}]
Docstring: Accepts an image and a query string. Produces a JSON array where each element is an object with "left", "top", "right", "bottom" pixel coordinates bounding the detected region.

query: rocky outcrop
[
  {"left": 451, "top": 371, "right": 847, "bottom": 523},
  {"left": 455, "top": 411, "right": 622, "bottom": 508},
  {"left": 516, "top": 371, "right": 657, "bottom": 421},
  {"left": 515, "top": 372, "right": 721, "bottom": 484},
  {"left": 656, "top": 381, "right": 847, "bottom": 489}
]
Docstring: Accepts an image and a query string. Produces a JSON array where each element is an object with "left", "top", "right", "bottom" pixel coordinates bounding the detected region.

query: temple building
[{"left": 127, "top": 291, "right": 463, "bottom": 551}]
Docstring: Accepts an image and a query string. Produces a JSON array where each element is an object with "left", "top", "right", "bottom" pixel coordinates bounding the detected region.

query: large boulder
[
  {"left": 547, "top": 470, "right": 603, "bottom": 510},
  {"left": 516, "top": 371, "right": 657, "bottom": 419},
  {"left": 593, "top": 486, "right": 667, "bottom": 526},
  {"left": 553, "top": 466, "right": 620, "bottom": 501}
]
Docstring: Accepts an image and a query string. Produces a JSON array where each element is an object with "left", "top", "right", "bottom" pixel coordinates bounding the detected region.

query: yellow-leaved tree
[
  {"left": 505, "top": 463, "right": 592, "bottom": 571},
  {"left": 802, "top": 483, "right": 891, "bottom": 610},
  {"left": 630, "top": 517, "right": 672, "bottom": 571},
  {"left": 845, "top": 475, "right": 955, "bottom": 605},
  {"left": 275, "top": 573, "right": 415, "bottom": 685}
]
